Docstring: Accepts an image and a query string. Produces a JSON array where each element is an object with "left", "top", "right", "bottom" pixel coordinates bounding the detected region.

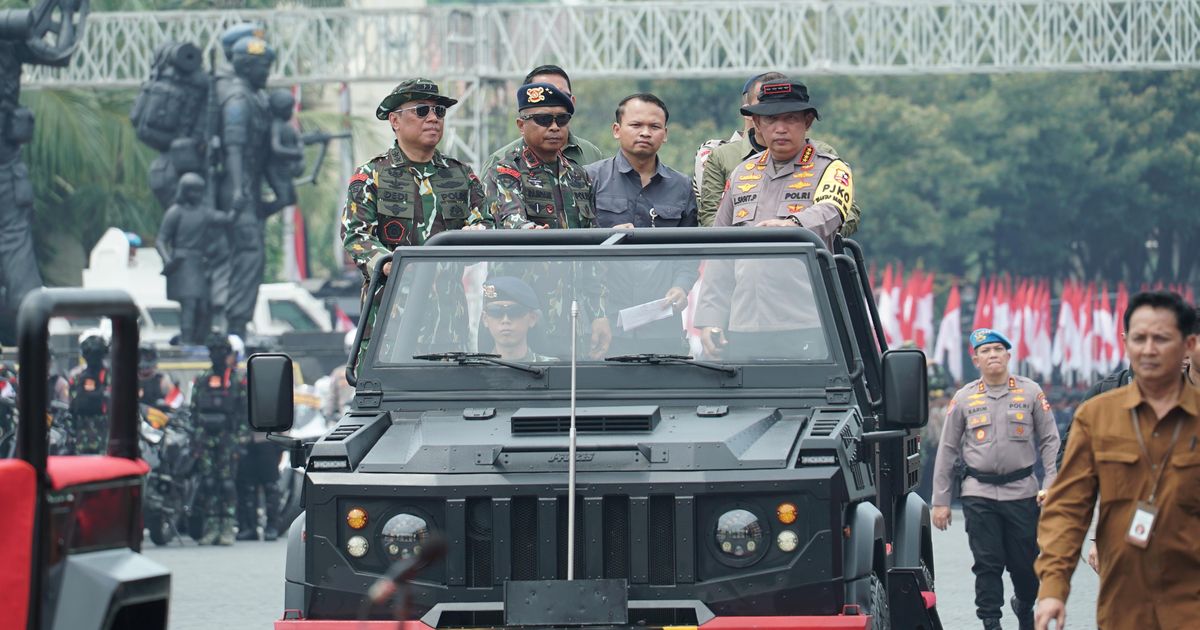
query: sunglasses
[
  {"left": 484, "top": 303, "right": 532, "bottom": 319},
  {"left": 395, "top": 104, "right": 447, "bottom": 119},
  {"left": 520, "top": 113, "right": 572, "bottom": 128}
]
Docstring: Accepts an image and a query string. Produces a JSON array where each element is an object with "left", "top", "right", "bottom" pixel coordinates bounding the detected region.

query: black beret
[{"left": 516, "top": 82, "right": 574, "bottom": 114}]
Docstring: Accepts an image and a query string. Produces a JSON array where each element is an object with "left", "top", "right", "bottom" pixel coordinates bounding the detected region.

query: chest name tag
[{"left": 1126, "top": 501, "right": 1157, "bottom": 549}]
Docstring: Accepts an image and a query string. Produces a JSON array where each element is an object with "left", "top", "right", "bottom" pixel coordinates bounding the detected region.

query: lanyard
[{"left": 1129, "top": 407, "right": 1184, "bottom": 505}]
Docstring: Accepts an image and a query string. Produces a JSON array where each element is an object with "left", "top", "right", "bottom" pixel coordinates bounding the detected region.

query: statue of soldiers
[
  {"left": 0, "top": 0, "right": 89, "bottom": 342},
  {"left": 156, "top": 172, "right": 230, "bottom": 344},
  {"left": 216, "top": 36, "right": 273, "bottom": 339},
  {"left": 260, "top": 88, "right": 303, "bottom": 219},
  {"left": 191, "top": 332, "right": 248, "bottom": 546}
]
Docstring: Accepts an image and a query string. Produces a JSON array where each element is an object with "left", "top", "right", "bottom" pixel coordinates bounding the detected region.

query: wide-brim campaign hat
[
  {"left": 376, "top": 78, "right": 457, "bottom": 120},
  {"left": 740, "top": 80, "right": 820, "bottom": 118}
]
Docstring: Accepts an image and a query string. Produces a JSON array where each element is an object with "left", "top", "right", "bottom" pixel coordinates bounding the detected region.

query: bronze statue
[
  {"left": 156, "top": 173, "right": 230, "bottom": 344},
  {"left": 0, "top": 0, "right": 89, "bottom": 343}
]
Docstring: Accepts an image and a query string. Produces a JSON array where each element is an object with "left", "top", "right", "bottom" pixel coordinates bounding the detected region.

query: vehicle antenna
[{"left": 567, "top": 299, "right": 579, "bottom": 580}]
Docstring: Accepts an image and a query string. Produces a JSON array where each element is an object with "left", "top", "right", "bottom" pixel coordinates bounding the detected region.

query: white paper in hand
[{"left": 616, "top": 298, "right": 674, "bottom": 332}]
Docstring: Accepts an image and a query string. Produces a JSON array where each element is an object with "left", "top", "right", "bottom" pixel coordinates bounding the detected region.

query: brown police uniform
[
  {"left": 932, "top": 374, "right": 1061, "bottom": 625},
  {"left": 713, "top": 143, "right": 852, "bottom": 248}
]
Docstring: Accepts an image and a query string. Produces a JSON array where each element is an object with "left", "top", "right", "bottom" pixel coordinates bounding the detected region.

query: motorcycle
[{"left": 138, "top": 404, "right": 201, "bottom": 546}]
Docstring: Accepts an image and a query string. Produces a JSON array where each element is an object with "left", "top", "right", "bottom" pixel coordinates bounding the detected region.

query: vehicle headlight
[
  {"left": 381, "top": 513, "right": 430, "bottom": 560},
  {"left": 777, "top": 529, "right": 799, "bottom": 553},
  {"left": 714, "top": 508, "right": 767, "bottom": 567},
  {"left": 346, "top": 535, "right": 369, "bottom": 558}
]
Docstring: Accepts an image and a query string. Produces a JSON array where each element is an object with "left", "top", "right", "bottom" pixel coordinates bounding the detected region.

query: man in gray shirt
[{"left": 586, "top": 93, "right": 698, "bottom": 356}]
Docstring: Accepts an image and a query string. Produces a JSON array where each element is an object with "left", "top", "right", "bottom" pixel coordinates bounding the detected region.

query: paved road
[{"left": 147, "top": 508, "right": 1100, "bottom": 629}]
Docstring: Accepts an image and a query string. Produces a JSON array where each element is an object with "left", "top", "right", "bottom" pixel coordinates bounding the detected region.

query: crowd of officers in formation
[
  {"left": 20, "top": 331, "right": 282, "bottom": 547},
  {"left": 341, "top": 64, "right": 1199, "bottom": 630}
]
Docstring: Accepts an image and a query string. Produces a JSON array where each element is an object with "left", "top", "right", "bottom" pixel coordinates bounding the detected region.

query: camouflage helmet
[{"left": 376, "top": 78, "right": 457, "bottom": 120}]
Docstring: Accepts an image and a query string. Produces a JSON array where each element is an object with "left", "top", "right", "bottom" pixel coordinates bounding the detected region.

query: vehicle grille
[{"left": 462, "top": 494, "right": 691, "bottom": 587}]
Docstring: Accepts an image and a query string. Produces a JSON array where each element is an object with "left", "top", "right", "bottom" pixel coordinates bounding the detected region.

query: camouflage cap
[{"left": 376, "top": 78, "right": 457, "bottom": 120}]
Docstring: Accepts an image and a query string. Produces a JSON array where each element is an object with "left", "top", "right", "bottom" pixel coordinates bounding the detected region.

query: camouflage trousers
[
  {"left": 68, "top": 413, "right": 109, "bottom": 455},
  {"left": 195, "top": 428, "right": 240, "bottom": 522}
]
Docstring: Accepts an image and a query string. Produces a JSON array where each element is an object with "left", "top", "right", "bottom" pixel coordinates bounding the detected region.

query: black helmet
[
  {"left": 204, "top": 330, "right": 233, "bottom": 355},
  {"left": 80, "top": 333, "right": 109, "bottom": 358},
  {"left": 138, "top": 343, "right": 158, "bottom": 372}
]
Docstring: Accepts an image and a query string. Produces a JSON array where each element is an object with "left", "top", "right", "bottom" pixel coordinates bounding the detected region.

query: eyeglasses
[
  {"left": 484, "top": 303, "right": 532, "bottom": 319},
  {"left": 520, "top": 113, "right": 572, "bottom": 128},
  {"left": 394, "top": 104, "right": 447, "bottom": 119}
]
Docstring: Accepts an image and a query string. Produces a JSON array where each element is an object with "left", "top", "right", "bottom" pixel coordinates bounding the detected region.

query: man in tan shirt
[
  {"left": 932, "top": 328, "right": 1060, "bottom": 630},
  {"left": 1036, "top": 291, "right": 1200, "bottom": 630}
]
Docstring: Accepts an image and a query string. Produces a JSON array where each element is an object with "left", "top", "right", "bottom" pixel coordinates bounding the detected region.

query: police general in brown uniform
[
  {"left": 712, "top": 80, "right": 853, "bottom": 248},
  {"left": 931, "top": 328, "right": 1060, "bottom": 630}
]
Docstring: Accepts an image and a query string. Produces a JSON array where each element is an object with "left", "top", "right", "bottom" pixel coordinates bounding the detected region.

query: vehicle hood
[{"left": 354, "top": 405, "right": 806, "bottom": 474}]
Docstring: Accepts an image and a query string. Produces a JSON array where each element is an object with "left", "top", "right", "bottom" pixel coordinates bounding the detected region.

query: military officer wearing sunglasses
[
  {"left": 343, "top": 78, "right": 491, "bottom": 288},
  {"left": 483, "top": 82, "right": 597, "bottom": 230},
  {"left": 342, "top": 79, "right": 491, "bottom": 361}
]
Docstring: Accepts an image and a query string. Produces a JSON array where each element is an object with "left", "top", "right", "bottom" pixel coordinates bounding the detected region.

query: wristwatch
[{"left": 786, "top": 214, "right": 804, "bottom": 227}]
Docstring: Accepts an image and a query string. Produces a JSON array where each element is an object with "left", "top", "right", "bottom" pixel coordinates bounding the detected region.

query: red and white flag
[{"left": 932, "top": 283, "right": 963, "bottom": 382}]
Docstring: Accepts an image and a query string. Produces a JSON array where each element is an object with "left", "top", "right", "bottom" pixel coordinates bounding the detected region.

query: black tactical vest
[
  {"left": 193, "top": 369, "right": 237, "bottom": 432},
  {"left": 139, "top": 373, "right": 166, "bottom": 407},
  {"left": 70, "top": 368, "right": 108, "bottom": 416}
]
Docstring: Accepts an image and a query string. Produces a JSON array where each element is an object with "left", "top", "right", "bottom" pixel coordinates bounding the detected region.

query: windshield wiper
[
  {"left": 412, "top": 352, "right": 546, "bottom": 377},
  {"left": 605, "top": 353, "right": 738, "bottom": 376}
]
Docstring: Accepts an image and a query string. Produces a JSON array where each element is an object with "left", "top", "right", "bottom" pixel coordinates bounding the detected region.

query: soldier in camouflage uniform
[
  {"left": 67, "top": 331, "right": 111, "bottom": 454},
  {"left": 343, "top": 79, "right": 490, "bottom": 358},
  {"left": 482, "top": 83, "right": 613, "bottom": 357},
  {"left": 191, "top": 332, "right": 248, "bottom": 546},
  {"left": 483, "top": 82, "right": 597, "bottom": 230}
]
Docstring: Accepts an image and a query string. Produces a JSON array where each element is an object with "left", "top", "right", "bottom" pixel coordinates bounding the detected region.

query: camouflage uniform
[
  {"left": 343, "top": 143, "right": 489, "bottom": 284},
  {"left": 191, "top": 366, "right": 248, "bottom": 545},
  {"left": 483, "top": 144, "right": 597, "bottom": 230},
  {"left": 67, "top": 365, "right": 109, "bottom": 455}
]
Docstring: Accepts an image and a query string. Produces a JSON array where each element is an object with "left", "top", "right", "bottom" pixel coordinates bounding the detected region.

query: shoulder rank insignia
[
  {"left": 798, "top": 145, "right": 814, "bottom": 164},
  {"left": 737, "top": 183, "right": 757, "bottom": 193}
]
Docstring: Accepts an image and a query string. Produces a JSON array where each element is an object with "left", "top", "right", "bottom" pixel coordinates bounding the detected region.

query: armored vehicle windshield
[{"left": 370, "top": 251, "right": 832, "bottom": 377}]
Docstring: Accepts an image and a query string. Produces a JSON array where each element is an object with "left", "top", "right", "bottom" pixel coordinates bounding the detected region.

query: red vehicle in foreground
[{"left": 0, "top": 288, "right": 170, "bottom": 630}]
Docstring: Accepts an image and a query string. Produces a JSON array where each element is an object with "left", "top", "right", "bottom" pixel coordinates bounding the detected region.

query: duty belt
[{"left": 963, "top": 465, "right": 1034, "bottom": 485}]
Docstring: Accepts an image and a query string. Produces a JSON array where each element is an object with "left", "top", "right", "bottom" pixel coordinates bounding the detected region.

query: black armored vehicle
[{"left": 249, "top": 228, "right": 941, "bottom": 630}]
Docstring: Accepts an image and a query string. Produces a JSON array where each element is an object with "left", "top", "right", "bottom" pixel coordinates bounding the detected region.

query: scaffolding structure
[{"left": 22, "top": 0, "right": 1200, "bottom": 166}]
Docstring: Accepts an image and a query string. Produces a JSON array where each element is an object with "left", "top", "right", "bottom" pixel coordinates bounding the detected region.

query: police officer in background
[
  {"left": 931, "top": 329, "right": 1060, "bottom": 630},
  {"left": 191, "top": 332, "right": 248, "bottom": 545},
  {"left": 68, "top": 330, "right": 111, "bottom": 454}
]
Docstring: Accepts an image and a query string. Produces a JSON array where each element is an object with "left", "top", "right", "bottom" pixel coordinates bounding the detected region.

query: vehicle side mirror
[
  {"left": 247, "top": 353, "right": 294, "bottom": 433},
  {"left": 881, "top": 349, "right": 929, "bottom": 428}
]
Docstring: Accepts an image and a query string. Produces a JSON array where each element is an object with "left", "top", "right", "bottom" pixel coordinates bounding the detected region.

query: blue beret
[
  {"left": 969, "top": 328, "right": 1012, "bottom": 350},
  {"left": 482, "top": 276, "right": 540, "bottom": 310},
  {"left": 220, "top": 23, "right": 265, "bottom": 58},
  {"left": 516, "top": 82, "right": 574, "bottom": 114}
]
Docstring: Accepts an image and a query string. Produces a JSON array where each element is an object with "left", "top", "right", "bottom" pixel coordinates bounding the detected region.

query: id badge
[{"left": 1125, "top": 501, "right": 1158, "bottom": 548}]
